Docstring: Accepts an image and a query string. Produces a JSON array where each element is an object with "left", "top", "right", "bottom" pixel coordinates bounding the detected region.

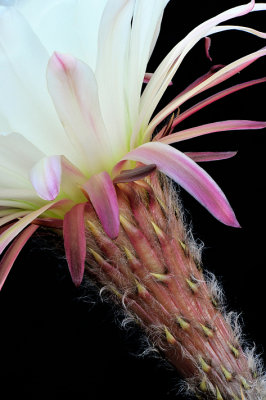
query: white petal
[
  {"left": 0, "top": 132, "right": 44, "bottom": 192},
  {"left": 15, "top": 0, "right": 108, "bottom": 69},
  {"left": 95, "top": 0, "right": 135, "bottom": 155},
  {"left": 127, "top": 0, "right": 170, "bottom": 127},
  {"left": 0, "top": 7, "right": 80, "bottom": 163}
]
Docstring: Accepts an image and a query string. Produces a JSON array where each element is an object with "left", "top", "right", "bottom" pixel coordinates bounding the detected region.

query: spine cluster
[{"left": 83, "top": 173, "right": 265, "bottom": 400}]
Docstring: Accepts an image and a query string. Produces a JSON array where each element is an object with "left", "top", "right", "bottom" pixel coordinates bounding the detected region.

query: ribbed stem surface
[{"left": 83, "top": 173, "right": 263, "bottom": 400}]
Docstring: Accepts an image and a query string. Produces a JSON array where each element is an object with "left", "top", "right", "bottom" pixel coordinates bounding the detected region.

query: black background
[{"left": 1, "top": 1, "right": 266, "bottom": 399}]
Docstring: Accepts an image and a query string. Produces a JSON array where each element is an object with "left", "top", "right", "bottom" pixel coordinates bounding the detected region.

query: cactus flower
[{"left": 1, "top": 0, "right": 266, "bottom": 399}]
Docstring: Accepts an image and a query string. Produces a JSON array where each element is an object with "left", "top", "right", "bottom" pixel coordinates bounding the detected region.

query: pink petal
[
  {"left": 185, "top": 151, "right": 237, "bottom": 162},
  {"left": 0, "top": 224, "right": 39, "bottom": 290},
  {"left": 30, "top": 155, "right": 61, "bottom": 201},
  {"left": 83, "top": 172, "right": 120, "bottom": 239},
  {"left": 172, "top": 77, "right": 266, "bottom": 128},
  {"left": 0, "top": 202, "right": 56, "bottom": 255},
  {"left": 119, "top": 142, "right": 240, "bottom": 227},
  {"left": 113, "top": 164, "right": 157, "bottom": 184},
  {"left": 63, "top": 203, "right": 87, "bottom": 287},
  {"left": 159, "top": 120, "right": 266, "bottom": 144}
]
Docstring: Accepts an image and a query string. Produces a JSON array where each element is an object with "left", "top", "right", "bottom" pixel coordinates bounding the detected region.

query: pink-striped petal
[
  {"left": 0, "top": 202, "right": 56, "bottom": 255},
  {"left": 30, "top": 155, "right": 61, "bottom": 201},
  {"left": 172, "top": 77, "right": 266, "bottom": 128},
  {"left": 83, "top": 172, "right": 120, "bottom": 239},
  {"left": 185, "top": 151, "right": 237, "bottom": 162},
  {"left": 47, "top": 52, "right": 111, "bottom": 173},
  {"left": 119, "top": 142, "right": 240, "bottom": 227},
  {"left": 0, "top": 224, "right": 39, "bottom": 290},
  {"left": 63, "top": 203, "right": 87, "bottom": 287},
  {"left": 159, "top": 120, "right": 266, "bottom": 145},
  {"left": 30, "top": 155, "right": 87, "bottom": 203}
]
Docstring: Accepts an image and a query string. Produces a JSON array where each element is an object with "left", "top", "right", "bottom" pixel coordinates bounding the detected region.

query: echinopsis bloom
[{"left": 1, "top": 0, "right": 266, "bottom": 399}]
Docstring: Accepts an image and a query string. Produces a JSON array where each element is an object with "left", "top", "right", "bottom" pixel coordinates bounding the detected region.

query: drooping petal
[
  {"left": 30, "top": 155, "right": 61, "bottom": 201},
  {"left": 118, "top": 142, "right": 240, "bottom": 227},
  {"left": 0, "top": 202, "right": 56, "bottom": 254},
  {"left": 47, "top": 52, "right": 112, "bottom": 174},
  {"left": 159, "top": 120, "right": 266, "bottom": 145},
  {"left": 63, "top": 203, "right": 87, "bottom": 287},
  {"left": 185, "top": 151, "right": 237, "bottom": 162},
  {"left": 0, "top": 224, "right": 39, "bottom": 290},
  {"left": 83, "top": 172, "right": 120, "bottom": 239}
]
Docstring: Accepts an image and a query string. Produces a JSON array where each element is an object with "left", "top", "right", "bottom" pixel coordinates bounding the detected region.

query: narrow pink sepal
[
  {"left": 119, "top": 142, "right": 240, "bottom": 228},
  {"left": 185, "top": 151, "right": 237, "bottom": 162},
  {"left": 160, "top": 120, "right": 266, "bottom": 144},
  {"left": 30, "top": 155, "right": 61, "bottom": 200},
  {"left": 63, "top": 203, "right": 87, "bottom": 287},
  {"left": 0, "top": 224, "right": 39, "bottom": 290},
  {"left": 83, "top": 172, "right": 120, "bottom": 239},
  {"left": 113, "top": 164, "right": 157, "bottom": 184},
  {"left": 172, "top": 77, "right": 266, "bottom": 128}
]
